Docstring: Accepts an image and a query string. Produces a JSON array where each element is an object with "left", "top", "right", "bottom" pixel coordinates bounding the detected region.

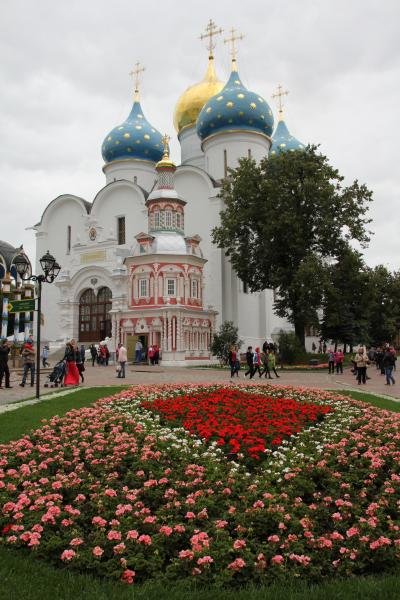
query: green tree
[
  {"left": 212, "top": 146, "right": 373, "bottom": 348},
  {"left": 277, "top": 330, "right": 305, "bottom": 365},
  {"left": 210, "top": 321, "right": 242, "bottom": 365},
  {"left": 367, "top": 266, "right": 399, "bottom": 345},
  {"left": 321, "top": 245, "right": 371, "bottom": 350}
]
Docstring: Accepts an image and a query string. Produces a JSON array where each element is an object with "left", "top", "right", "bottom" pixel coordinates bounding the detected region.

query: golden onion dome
[{"left": 173, "top": 57, "right": 224, "bottom": 134}]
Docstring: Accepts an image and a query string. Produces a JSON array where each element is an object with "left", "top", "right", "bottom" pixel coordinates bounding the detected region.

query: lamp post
[{"left": 13, "top": 251, "right": 60, "bottom": 399}]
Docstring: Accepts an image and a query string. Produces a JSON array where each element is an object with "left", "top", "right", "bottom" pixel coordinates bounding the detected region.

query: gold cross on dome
[
  {"left": 272, "top": 84, "right": 289, "bottom": 113},
  {"left": 224, "top": 27, "right": 244, "bottom": 61},
  {"left": 161, "top": 133, "right": 170, "bottom": 156},
  {"left": 199, "top": 19, "right": 223, "bottom": 58},
  {"left": 129, "top": 61, "right": 146, "bottom": 94}
]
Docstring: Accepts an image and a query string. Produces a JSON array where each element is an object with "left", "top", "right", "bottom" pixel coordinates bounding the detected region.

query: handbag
[{"left": 116, "top": 365, "right": 121, "bottom": 373}]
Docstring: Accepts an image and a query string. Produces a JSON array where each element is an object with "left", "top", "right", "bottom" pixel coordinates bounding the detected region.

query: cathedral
[{"left": 34, "top": 21, "right": 305, "bottom": 364}]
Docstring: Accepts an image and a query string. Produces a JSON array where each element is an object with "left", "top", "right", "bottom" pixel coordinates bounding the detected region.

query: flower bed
[
  {"left": 0, "top": 384, "right": 399, "bottom": 587},
  {"left": 141, "top": 387, "right": 332, "bottom": 462}
]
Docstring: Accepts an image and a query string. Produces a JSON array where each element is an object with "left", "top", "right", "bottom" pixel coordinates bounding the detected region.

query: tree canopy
[{"left": 212, "top": 146, "right": 373, "bottom": 346}]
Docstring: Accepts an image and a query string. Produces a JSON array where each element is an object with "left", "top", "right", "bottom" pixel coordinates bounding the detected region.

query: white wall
[
  {"left": 179, "top": 126, "right": 205, "bottom": 169},
  {"left": 103, "top": 160, "right": 157, "bottom": 191},
  {"left": 36, "top": 195, "right": 89, "bottom": 342},
  {"left": 91, "top": 181, "right": 147, "bottom": 248},
  {"left": 202, "top": 131, "right": 271, "bottom": 181}
]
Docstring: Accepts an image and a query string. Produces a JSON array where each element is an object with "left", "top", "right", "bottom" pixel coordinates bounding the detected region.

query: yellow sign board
[{"left": 80, "top": 251, "right": 106, "bottom": 264}]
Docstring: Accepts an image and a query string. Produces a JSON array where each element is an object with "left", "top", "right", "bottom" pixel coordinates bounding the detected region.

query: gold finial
[
  {"left": 224, "top": 27, "right": 244, "bottom": 69},
  {"left": 199, "top": 19, "right": 223, "bottom": 59},
  {"left": 272, "top": 84, "right": 289, "bottom": 118},
  {"left": 130, "top": 61, "right": 146, "bottom": 101},
  {"left": 156, "top": 133, "right": 175, "bottom": 169},
  {"left": 161, "top": 133, "right": 170, "bottom": 158}
]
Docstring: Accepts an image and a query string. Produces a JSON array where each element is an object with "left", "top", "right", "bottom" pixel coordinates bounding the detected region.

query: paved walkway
[{"left": 1, "top": 363, "right": 399, "bottom": 408}]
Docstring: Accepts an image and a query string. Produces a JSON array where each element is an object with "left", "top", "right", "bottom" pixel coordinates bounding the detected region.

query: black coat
[{"left": 0, "top": 346, "right": 10, "bottom": 365}]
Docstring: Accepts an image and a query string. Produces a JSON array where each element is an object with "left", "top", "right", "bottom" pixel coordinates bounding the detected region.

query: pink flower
[
  {"left": 92, "top": 546, "right": 104, "bottom": 558},
  {"left": 137, "top": 534, "right": 152, "bottom": 545},
  {"left": 227, "top": 558, "right": 246, "bottom": 571},
  {"left": 267, "top": 535, "right": 280, "bottom": 543},
  {"left": 215, "top": 520, "right": 228, "bottom": 529},
  {"left": 70, "top": 538, "right": 83, "bottom": 547},
  {"left": 271, "top": 554, "right": 284, "bottom": 565},
  {"left": 197, "top": 555, "right": 214, "bottom": 566},
  {"left": 346, "top": 527, "right": 359, "bottom": 538},
  {"left": 121, "top": 568, "right": 135, "bottom": 584},
  {"left": 126, "top": 530, "right": 139, "bottom": 541},
  {"left": 179, "top": 549, "right": 194, "bottom": 560},
  {"left": 61, "top": 549, "right": 76, "bottom": 562},
  {"left": 233, "top": 539, "right": 246, "bottom": 550},
  {"left": 107, "top": 530, "right": 122, "bottom": 541},
  {"left": 113, "top": 542, "right": 126, "bottom": 554},
  {"left": 92, "top": 516, "right": 107, "bottom": 528},
  {"left": 159, "top": 525, "right": 173, "bottom": 536}
]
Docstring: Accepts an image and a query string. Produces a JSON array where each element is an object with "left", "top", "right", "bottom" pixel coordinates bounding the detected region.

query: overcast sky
[{"left": 1, "top": 0, "right": 399, "bottom": 269}]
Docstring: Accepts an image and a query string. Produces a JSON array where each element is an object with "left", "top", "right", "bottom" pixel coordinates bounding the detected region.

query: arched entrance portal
[{"left": 79, "top": 287, "right": 112, "bottom": 342}]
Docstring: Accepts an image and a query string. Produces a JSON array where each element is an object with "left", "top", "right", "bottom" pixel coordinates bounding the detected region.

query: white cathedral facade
[{"left": 34, "top": 28, "right": 307, "bottom": 364}]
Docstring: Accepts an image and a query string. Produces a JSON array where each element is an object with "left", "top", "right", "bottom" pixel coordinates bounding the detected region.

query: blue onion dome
[
  {"left": 102, "top": 98, "right": 163, "bottom": 164},
  {"left": 196, "top": 61, "right": 274, "bottom": 142},
  {"left": 269, "top": 114, "right": 305, "bottom": 156}
]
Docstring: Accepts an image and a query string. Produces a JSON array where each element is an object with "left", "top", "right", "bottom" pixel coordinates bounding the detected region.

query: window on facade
[
  {"left": 167, "top": 278, "right": 176, "bottom": 296},
  {"left": 139, "top": 278, "right": 148, "bottom": 297},
  {"left": 67, "top": 225, "right": 71, "bottom": 254},
  {"left": 139, "top": 244, "right": 146, "bottom": 254},
  {"left": 165, "top": 211, "right": 172, "bottom": 228},
  {"left": 176, "top": 212, "right": 181, "bottom": 228},
  {"left": 117, "top": 216, "right": 126, "bottom": 245},
  {"left": 191, "top": 279, "right": 198, "bottom": 298},
  {"left": 154, "top": 211, "right": 160, "bottom": 227}
]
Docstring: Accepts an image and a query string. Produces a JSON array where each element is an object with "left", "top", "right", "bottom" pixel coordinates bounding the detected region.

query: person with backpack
[
  {"left": 269, "top": 349, "right": 280, "bottom": 378},
  {"left": 228, "top": 346, "right": 240, "bottom": 378},
  {"left": 327, "top": 349, "right": 336, "bottom": 374},
  {"left": 261, "top": 349, "right": 272, "bottom": 379},
  {"left": 383, "top": 347, "right": 396, "bottom": 385},
  {"left": 244, "top": 346, "right": 254, "bottom": 377},
  {"left": 251, "top": 347, "right": 262, "bottom": 378}
]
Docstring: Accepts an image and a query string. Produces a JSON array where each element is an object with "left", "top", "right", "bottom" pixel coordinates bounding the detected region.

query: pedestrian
[
  {"left": 90, "top": 344, "right": 97, "bottom": 367},
  {"left": 383, "top": 347, "right": 396, "bottom": 385},
  {"left": 135, "top": 339, "right": 143, "bottom": 363},
  {"left": 63, "top": 339, "right": 80, "bottom": 386},
  {"left": 251, "top": 347, "right": 262, "bottom": 378},
  {"left": 99, "top": 344, "right": 107, "bottom": 366},
  {"left": 327, "top": 349, "right": 336, "bottom": 374},
  {"left": 41, "top": 345, "right": 50, "bottom": 368},
  {"left": 20, "top": 339, "right": 35, "bottom": 387},
  {"left": 80, "top": 344, "right": 85, "bottom": 363},
  {"left": 148, "top": 345, "right": 155, "bottom": 365},
  {"left": 335, "top": 349, "right": 344, "bottom": 374},
  {"left": 153, "top": 344, "right": 160, "bottom": 365},
  {"left": 0, "top": 339, "right": 12, "bottom": 389},
  {"left": 117, "top": 342, "right": 127, "bottom": 378},
  {"left": 269, "top": 349, "right": 280, "bottom": 378},
  {"left": 228, "top": 346, "right": 239, "bottom": 378},
  {"left": 244, "top": 346, "right": 254, "bottom": 377},
  {"left": 354, "top": 346, "right": 368, "bottom": 385},
  {"left": 104, "top": 344, "right": 110, "bottom": 366},
  {"left": 76, "top": 346, "right": 85, "bottom": 383},
  {"left": 261, "top": 349, "right": 272, "bottom": 379}
]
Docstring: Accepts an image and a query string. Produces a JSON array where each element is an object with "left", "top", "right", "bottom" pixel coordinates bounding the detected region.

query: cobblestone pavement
[{"left": 1, "top": 362, "right": 399, "bottom": 407}]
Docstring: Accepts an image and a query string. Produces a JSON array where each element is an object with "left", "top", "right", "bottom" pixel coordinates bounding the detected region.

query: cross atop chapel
[
  {"left": 130, "top": 61, "right": 145, "bottom": 99},
  {"left": 224, "top": 27, "right": 244, "bottom": 62},
  {"left": 199, "top": 19, "right": 223, "bottom": 59},
  {"left": 272, "top": 84, "right": 289, "bottom": 115}
]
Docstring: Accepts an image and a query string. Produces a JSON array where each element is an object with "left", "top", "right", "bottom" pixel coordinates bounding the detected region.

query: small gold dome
[{"left": 173, "top": 57, "right": 224, "bottom": 134}]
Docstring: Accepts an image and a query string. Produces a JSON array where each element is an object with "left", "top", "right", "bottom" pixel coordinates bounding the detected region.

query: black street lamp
[{"left": 13, "top": 251, "right": 60, "bottom": 399}]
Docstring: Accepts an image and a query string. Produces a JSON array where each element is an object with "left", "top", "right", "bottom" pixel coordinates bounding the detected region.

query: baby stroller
[{"left": 44, "top": 360, "right": 66, "bottom": 388}]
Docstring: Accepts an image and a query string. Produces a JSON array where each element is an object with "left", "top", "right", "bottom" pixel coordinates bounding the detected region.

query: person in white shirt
[
  {"left": 135, "top": 340, "right": 143, "bottom": 363},
  {"left": 117, "top": 343, "right": 128, "bottom": 378}
]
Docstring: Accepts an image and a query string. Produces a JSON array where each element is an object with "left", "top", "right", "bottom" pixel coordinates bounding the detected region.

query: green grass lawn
[
  {"left": 337, "top": 389, "right": 400, "bottom": 412},
  {"left": 0, "top": 385, "right": 399, "bottom": 600},
  {"left": 0, "top": 386, "right": 128, "bottom": 444}
]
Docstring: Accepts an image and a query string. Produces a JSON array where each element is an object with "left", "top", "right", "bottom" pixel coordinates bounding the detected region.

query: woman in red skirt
[{"left": 63, "top": 339, "right": 80, "bottom": 386}]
